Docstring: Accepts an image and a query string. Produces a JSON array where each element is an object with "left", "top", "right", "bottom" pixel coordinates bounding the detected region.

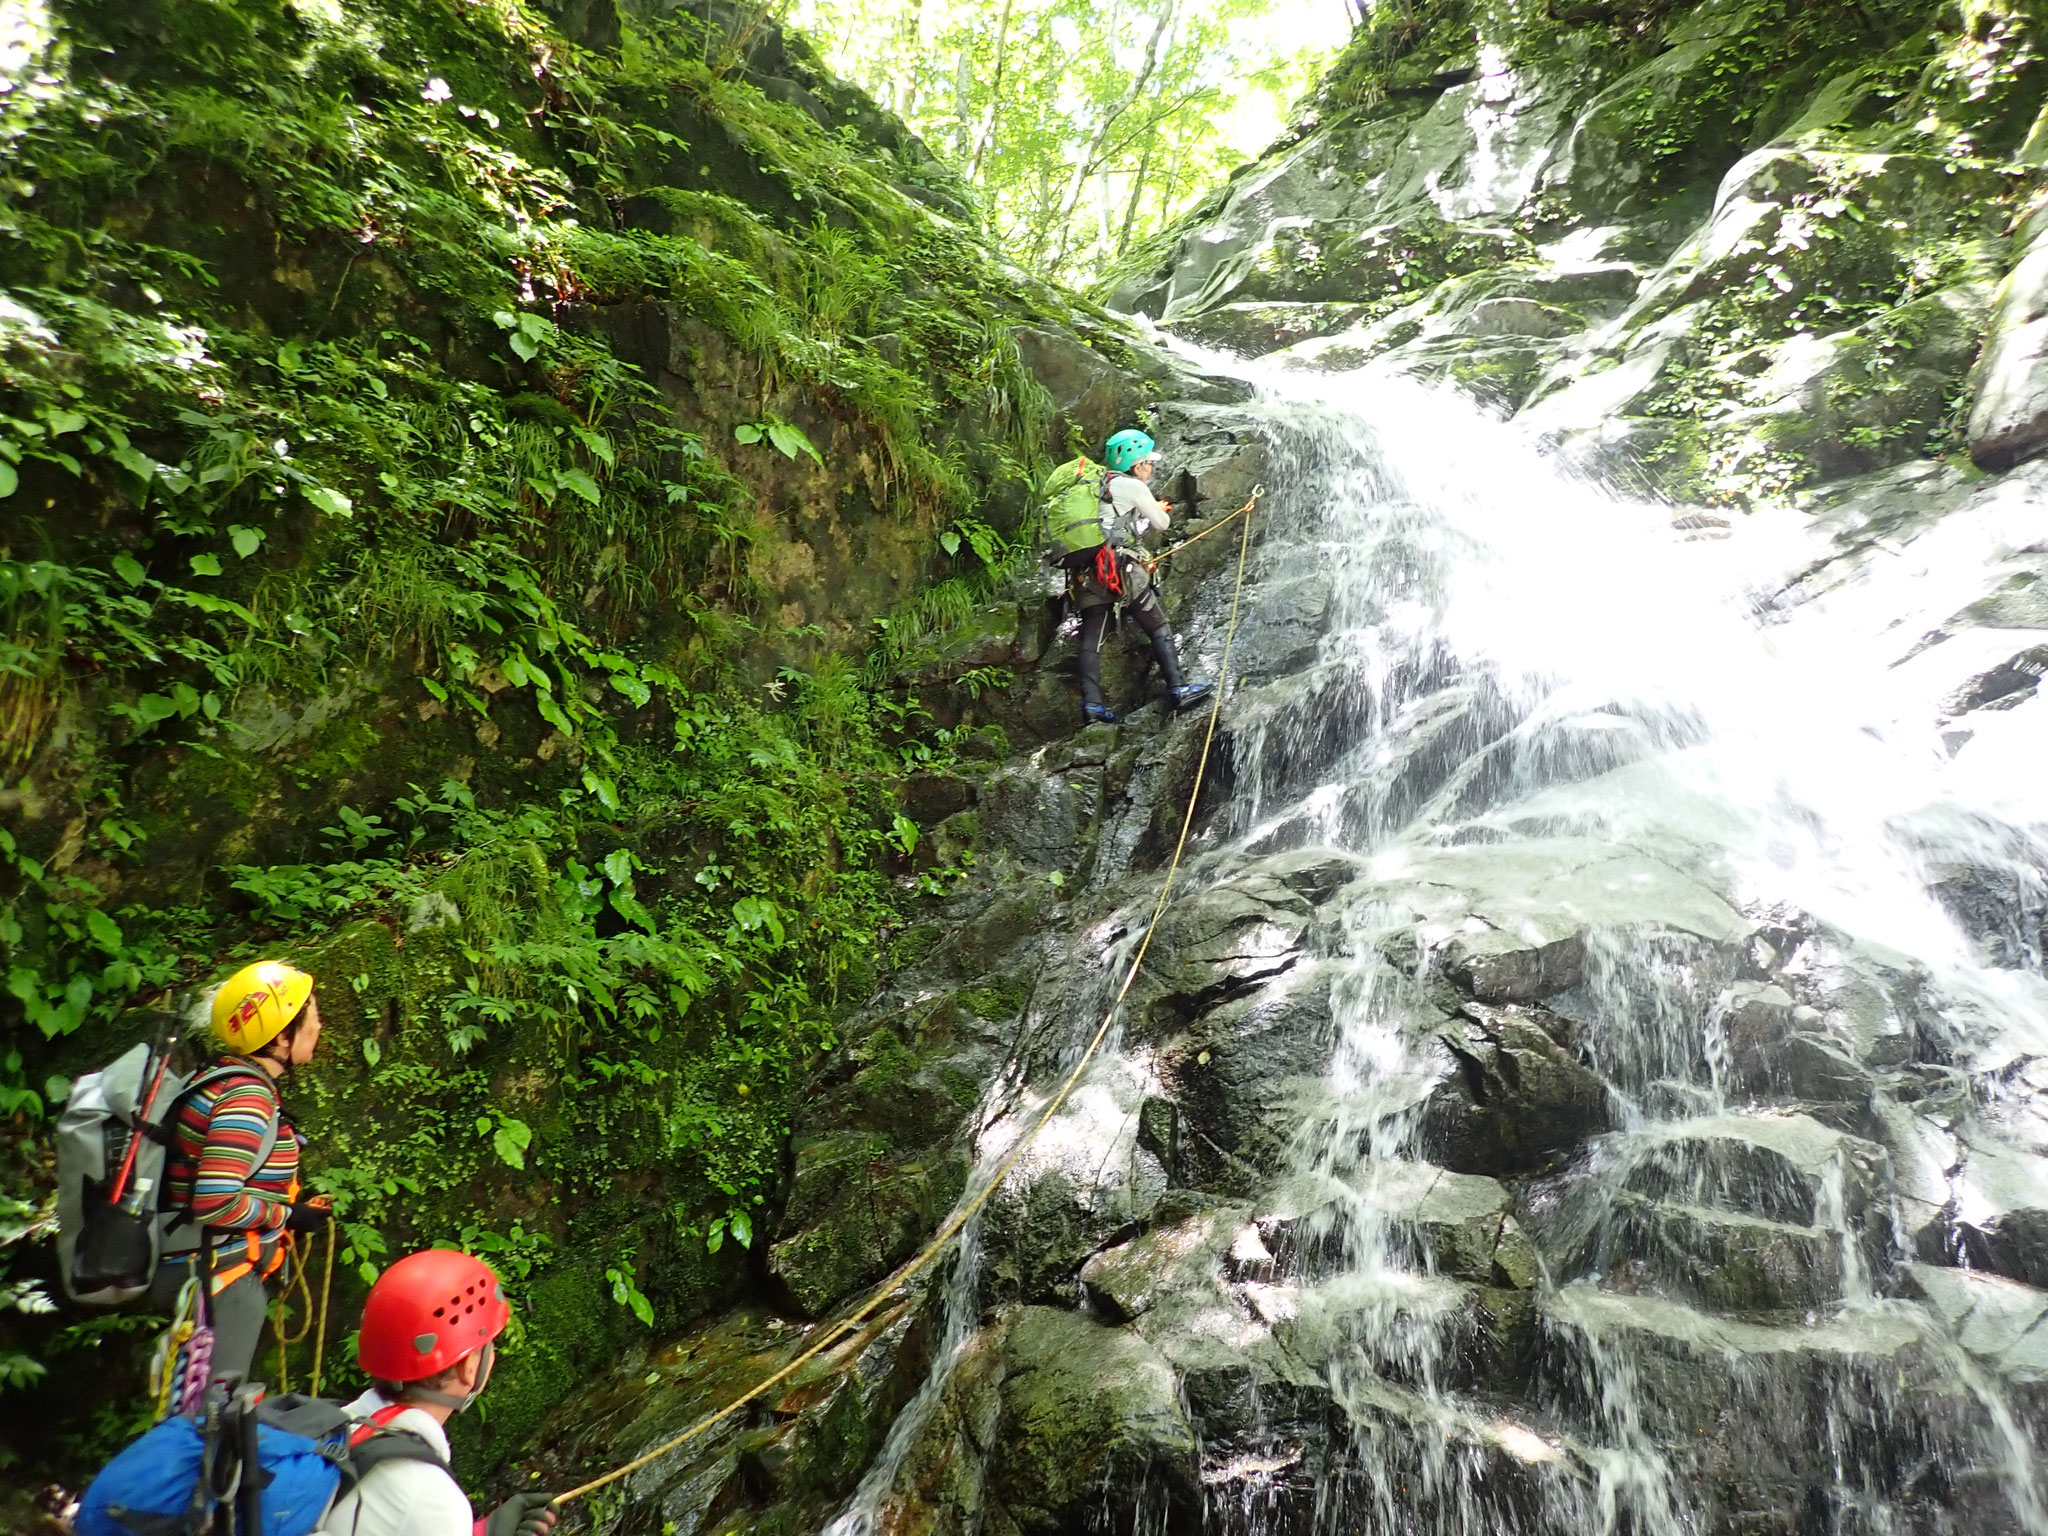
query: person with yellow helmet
[{"left": 146, "top": 959, "right": 333, "bottom": 1385}]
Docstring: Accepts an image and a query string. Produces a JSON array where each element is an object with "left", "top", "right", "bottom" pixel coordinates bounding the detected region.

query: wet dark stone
[{"left": 1418, "top": 1001, "right": 1612, "bottom": 1176}]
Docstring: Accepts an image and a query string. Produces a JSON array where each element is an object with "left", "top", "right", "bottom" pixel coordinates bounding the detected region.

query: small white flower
[{"left": 422, "top": 76, "right": 452, "bottom": 101}]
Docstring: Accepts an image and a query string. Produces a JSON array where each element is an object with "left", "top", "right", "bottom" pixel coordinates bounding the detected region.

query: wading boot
[{"left": 1149, "top": 630, "right": 1213, "bottom": 713}]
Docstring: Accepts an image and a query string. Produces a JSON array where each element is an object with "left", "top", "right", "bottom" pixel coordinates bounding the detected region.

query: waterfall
[
  {"left": 1203, "top": 363, "right": 2048, "bottom": 1536},
  {"left": 818, "top": 357, "right": 2048, "bottom": 1535}
]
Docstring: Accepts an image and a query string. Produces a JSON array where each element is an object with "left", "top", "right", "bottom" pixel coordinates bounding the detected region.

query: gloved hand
[
  {"left": 481, "top": 1492, "right": 558, "bottom": 1536},
  {"left": 284, "top": 1197, "right": 333, "bottom": 1232}
]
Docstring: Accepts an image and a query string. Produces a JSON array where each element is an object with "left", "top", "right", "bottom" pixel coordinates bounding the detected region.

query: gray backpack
[{"left": 57, "top": 1033, "right": 278, "bottom": 1307}]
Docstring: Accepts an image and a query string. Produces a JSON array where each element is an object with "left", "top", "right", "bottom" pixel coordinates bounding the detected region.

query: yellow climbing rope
[
  {"left": 549, "top": 483, "right": 1264, "bottom": 1510},
  {"left": 271, "top": 1228, "right": 323, "bottom": 1393},
  {"left": 309, "top": 1215, "right": 338, "bottom": 1398},
  {"left": 1140, "top": 491, "right": 1257, "bottom": 571}
]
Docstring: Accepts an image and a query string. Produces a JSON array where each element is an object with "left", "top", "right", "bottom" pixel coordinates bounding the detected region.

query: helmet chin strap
[{"left": 402, "top": 1342, "right": 494, "bottom": 1414}]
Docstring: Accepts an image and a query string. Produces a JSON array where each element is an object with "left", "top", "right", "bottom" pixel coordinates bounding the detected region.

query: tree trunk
[
  {"left": 895, "top": 0, "right": 925, "bottom": 120},
  {"left": 1117, "top": 133, "right": 1157, "bottom": 254},
  {"left": 968, "top": 0, "right": 1014, "bottom": 182},
  {"left": 951, "top": 44, "right": 974, "bottom": 159},
  {"left": 1055, "top": 0, "right": 1176, "bottom": 232}
]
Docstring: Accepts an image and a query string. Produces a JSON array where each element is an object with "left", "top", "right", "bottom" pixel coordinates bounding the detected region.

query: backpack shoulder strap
[
  {"left": 345, "top": 1403, "right": 459, "bottom": 1488},
  {"left": 178, "top": 1065, "right": 282, "bottom": 1164}
]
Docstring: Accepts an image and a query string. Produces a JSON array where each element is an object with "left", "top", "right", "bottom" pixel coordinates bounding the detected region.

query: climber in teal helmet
[{"left": 1051, "top": 428, "right": 1213, "bottom": 726}]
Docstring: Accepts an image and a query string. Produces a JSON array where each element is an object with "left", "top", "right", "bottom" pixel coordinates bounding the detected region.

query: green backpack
[{"left": 1041, "top": 456, "right": 1114, "bottom": 556}]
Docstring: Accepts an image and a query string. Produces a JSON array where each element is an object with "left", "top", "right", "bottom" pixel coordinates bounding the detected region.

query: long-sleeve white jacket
[{"left": 319, "top": 1389, "right": 474, "bottom": 1536}]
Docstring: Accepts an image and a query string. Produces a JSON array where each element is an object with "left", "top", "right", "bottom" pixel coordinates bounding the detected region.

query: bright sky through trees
[{"left": 782, "top": 0, "right": 1355, "bottom": 287}]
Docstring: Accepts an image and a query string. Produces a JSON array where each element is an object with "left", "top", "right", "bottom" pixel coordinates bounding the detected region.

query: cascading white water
[
  {"left": 824, "top": 356, "right": 2048, "bottom": 1536},
  {"left": 1212, "top": 360, "right": 2048, "bottom": 1536}
]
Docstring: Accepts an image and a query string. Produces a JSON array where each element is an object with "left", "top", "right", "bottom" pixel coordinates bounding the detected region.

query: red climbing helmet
[{"left": 357, "top": 1249, "right": 510, "bottom": 1382}]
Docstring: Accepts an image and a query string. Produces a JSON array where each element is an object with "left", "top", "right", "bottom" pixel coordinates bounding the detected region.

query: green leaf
[
  {"left": 705, "top": 1219, "right": 725, "bottom": 1255},
  {"left": 491, "top": 310, "right": 519, "bottom": 331},
  {"left": 537, "top": 694, "right": 576, "bottom": 737},
  {"left": 939, "top": 529, "right": 961, "bottom": 556},
  {"left": 509, "top": 331, "right": 540, "bottom": 362},
  {"left": 229, "top": 525, "right": 264, "bottom": 558},
  {"left": 733, "top": 423, "right": 763, "bottom": 445},
  {"left": 731, "top": 896, "right": 785, "bottom": 944},
  {"left": 492, "top": 1116, "right": 532, "bottom": 1170},
  {"left": 729, "top": 1210, "right": 752, "bottom": 1249},
  {"left": 188, "top": 553, "right": 222, "bottom": 577},
  {"left": 44, "top": 409, "right": 86, "bottom": 436},
  {"left": 306, "top": 485, "right": 352, "bottom": 518},
  {"left": 571, "top": 427, "right": 616, "bottom": 468},
  {"left": 582, "top": 768, "right": 621, "bottom": 811},
  {"left": 0, "top": 462, "right": 16, "bottom": 499},
  {"left": 766, "top": 420, "right": 822, "bottom": 466},
  {"left": 602, "top": 849, "right": 635, "bottom": 887},
  {"left": 113, "top": 553, "right": 145, "bottom": 587},
  {"left": 277, "top": 340, "right": 304, "bottom": 373},
  {"left": 85, "top": 909, "right": 123, "bottom": 951},
  {"left": 556, "top": 468, "right": 601, "bottom": 505},
  {"left": 362, "top": 1038, "right": 382, "bottom": 1068},
  {"left": 135, "top": 694, "right": 178, "bottom": 725}
]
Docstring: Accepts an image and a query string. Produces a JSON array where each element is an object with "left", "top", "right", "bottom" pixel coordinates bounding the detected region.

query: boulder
[
  {"left": 1419, "top": 1001, "right": 1612, "bottom": 1175},
  {"left": 1945, "top": 1138, "right": 2048, "bottom": 1290},
  {"left": 1904, "top": 1264, "right": 2048, "bottom": 1381},
  {"left": 1156, "top": 962, "right": 1342, "bottom": 1193},
  {"left": 1440, "top": 928, "right": 1586, "bottom": 1002},
  {"left": 978, "top": 754, "right": 1100, "bottom": 875},
  {"left": 878, "top": 1307, "right": 1200, "bottom": 1534},
  {"left": 1014, "top": 327, "right": 1137, "bottom": 446},
  {"left": 1601, "top": 1192, "right": 1853, "bottom": 1313},
  {"left": 1080, "top": 1204, "right": 1245, "bottom": 1323},
  {"left": 1366, "top": 1160, "right": 1541, "bottom": 1287},
  {"left": 1969, "top": 219, "right": 2048, "bottom": 470},
  {"left": 1623, "top": 1113, "right": 1889, "bottom": 1224}
]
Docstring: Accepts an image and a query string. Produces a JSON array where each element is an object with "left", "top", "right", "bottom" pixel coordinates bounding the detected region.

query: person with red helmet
[{"left": 320, "top": 1249, "right": 557, "bottom": 1536}]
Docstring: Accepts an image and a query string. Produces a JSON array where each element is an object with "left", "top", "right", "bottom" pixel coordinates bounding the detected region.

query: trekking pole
[
  {"left": 108, "top": 1023, "right": 174, "bottom": 1206},
  {"left": 236, "top": 1388, "right": 265, "bottom": 1536}
]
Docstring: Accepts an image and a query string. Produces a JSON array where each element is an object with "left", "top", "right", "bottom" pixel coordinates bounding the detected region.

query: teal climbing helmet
[{"left": 1104, "top": 428, "right": 1157, "bottom": 474}]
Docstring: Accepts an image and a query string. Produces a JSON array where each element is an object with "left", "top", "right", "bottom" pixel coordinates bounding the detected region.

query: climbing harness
[{"left": 548, "top": 483, "right": 1264, "bottom": 1511}]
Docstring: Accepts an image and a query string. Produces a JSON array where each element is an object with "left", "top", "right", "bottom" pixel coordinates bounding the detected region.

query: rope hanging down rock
[
  {"left": 549, "top": 483, "right": 1263, "bottom": 1510},
  {"left": 1140, "top": 490, "right": 1258, "bottom": 570}
]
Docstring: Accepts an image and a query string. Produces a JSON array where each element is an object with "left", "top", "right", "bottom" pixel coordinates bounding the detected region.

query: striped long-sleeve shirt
[{"left": 164, "top": 1059, "right": 299, "bottom": 1235}]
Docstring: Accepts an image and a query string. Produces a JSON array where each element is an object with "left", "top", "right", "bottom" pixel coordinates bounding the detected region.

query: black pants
[{"left": 1078, "top": 596, "right": 1183, "bottom": 708}]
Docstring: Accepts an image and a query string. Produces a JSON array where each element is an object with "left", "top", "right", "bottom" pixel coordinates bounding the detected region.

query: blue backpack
[{"left": 77, "top": 1386, "right": 451, "bottom": 1536}]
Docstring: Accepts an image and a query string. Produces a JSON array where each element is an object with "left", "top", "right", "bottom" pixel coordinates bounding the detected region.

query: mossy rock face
[
  {"left": 876, "top": 1306, "right": 1200, "bottom": 1534},
  {"left": 767, "top": 1013, "right": 991, "bottom": 1315}
]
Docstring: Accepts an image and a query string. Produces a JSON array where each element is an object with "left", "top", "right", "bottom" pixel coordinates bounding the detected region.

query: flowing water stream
[{"left": 827, "top": 359, "right": 2048, "bottom": 1535}]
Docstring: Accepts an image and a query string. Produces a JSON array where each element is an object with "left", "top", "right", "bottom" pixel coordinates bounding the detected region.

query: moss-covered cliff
[{"left": 0, "top": 0, "right": 1175, "bottom": 1491}]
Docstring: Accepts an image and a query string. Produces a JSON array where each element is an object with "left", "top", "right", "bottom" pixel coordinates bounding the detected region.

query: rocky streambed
[{"left": 515, "top": 355, "right": 2048, "bottom": 1535}]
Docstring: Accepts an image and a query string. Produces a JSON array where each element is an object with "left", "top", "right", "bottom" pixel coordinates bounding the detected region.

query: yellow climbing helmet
[{"left": 209, "top": 960, "right": 315, "bottom": 1053}]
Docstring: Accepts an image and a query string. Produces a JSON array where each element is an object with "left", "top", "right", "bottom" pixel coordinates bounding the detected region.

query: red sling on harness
[{"left": 1094, "top": 544, "right": 1123, "bottom": 598}]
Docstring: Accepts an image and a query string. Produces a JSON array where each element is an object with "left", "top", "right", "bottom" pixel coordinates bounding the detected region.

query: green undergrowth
[{"left": 0, "top": 0, "right": 1068, "bottom": 1489}]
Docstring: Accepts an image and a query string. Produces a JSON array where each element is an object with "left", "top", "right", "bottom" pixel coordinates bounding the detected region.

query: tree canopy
[{"left": 784, "top": 0, "right": 1349, "bottom": 287}]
